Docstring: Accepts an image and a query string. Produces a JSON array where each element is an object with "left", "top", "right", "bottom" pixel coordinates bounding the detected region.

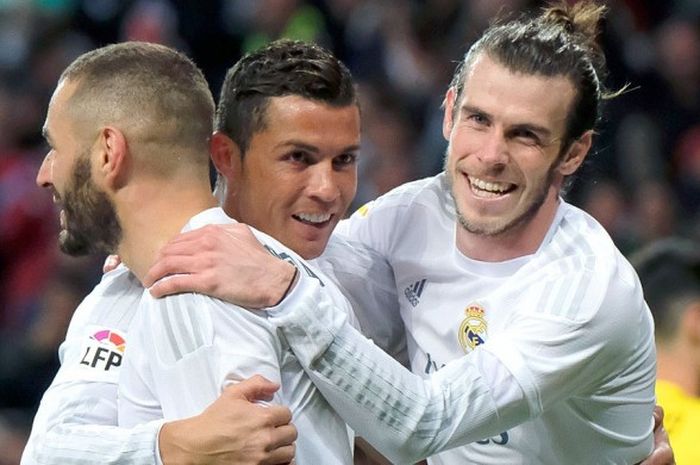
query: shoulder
[
  {"left": 353, "top": 173, "right": 450, "bottom": 219},
  {"left": 52, "top": 267, "right": 138, "bottom": 384},
  {"left": 335, "top": 174, "right": 452, "bottom": 246},
  {"left": 59, "top": 265, "right": 140, "bottom": 372},
  {"left": 522, "top": 203, "right": 648, "bottom": 326},
  {"left": 540, "top": 203, "right": 639, "bottom": 289},
  {"left": 69, "top": 265, "right": 142, "bottom": 332},
  {"left": 139, "top": 290, "right": 279, "bottom": 365}
]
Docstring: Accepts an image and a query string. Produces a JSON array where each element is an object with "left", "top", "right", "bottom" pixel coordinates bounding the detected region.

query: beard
[
  {"left": 58, "top": 156, "right": 122, "bottom": 256},
  {"left": 444, "top": 152, "right": 557, "bottom": 238}
]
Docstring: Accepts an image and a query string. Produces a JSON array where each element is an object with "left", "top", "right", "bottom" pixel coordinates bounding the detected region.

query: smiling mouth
[
  {"left": 468, "top": 176, "right": 516, "bottom": 198},
  {"left": 292, "top": 212, "right": 333, "bottom": 227}
]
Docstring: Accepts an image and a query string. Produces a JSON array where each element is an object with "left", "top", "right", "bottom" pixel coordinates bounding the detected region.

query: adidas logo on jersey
[{"left": 404, "top": 279, "right": 427, "bottom": 307}]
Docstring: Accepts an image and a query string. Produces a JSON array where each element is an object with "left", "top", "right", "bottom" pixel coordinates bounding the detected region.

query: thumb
[
  {"left": 652, "top": 405, "right": 664, "bottom": 427},
  {"left": 227, "top": 375, "right": 280, "bottom": 402}
]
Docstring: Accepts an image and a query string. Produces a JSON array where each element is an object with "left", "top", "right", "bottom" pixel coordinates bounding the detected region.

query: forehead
[
  {"left": 45, "top": 79, "right": 80, "bottom": 131},
  {"left": 257, "top": 95, "right": 360, "bottom": 142},
  {"left": 460, "top": 54, "right": 576, "bottom": 134}
]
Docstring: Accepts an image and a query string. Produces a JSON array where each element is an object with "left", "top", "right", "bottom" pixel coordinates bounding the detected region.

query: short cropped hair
[
  {"left": 631, "top": 238, "right": 700, "bottom": 341},
  {"left": 216, "top": 39, "right": 357, "bottom": 155},
  {"left": 60, "top": 41, "right": 214, "bottom": 168}
]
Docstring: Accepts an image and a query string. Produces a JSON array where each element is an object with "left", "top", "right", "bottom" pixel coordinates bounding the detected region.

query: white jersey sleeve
[
  {"left": 268, "top": 261, "right": 654, "bottom": 464},
  {"left": 316, "top": 233, "right": 407, "bottom": 365},
  {"left": 267, "top": 275, "right": 516, "bottom": 463},
  {"left": 21, "top": 266, "right": 164, "bottom": 465}
]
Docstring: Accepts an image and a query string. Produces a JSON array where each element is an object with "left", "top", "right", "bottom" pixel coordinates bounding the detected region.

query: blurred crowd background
[{"left": 0, "top": 0, "right": 699, "bottom": 463}]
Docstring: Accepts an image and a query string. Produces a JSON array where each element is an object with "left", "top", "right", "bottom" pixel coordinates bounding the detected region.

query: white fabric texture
[
  {"left": 275, "top": 173, "right": 656, "bottom": 465},
  {"left": 118, "top": 207, "right": 355, "bottom": 465},
  {"left": 21, "top": 266, "right": 164, "bottom": 465}
]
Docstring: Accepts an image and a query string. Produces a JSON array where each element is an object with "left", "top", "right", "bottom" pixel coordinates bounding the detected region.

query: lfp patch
[{"left": 79, "top": 328, "right": 126, "bottom": 372}]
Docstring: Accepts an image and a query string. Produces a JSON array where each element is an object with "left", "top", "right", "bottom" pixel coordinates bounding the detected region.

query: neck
[
  {"left": 657, "top": 343, "right": 700, "bottom": 397},
  {"left": 117, "top": 178, "right": 217, "bottom": 283},
  {"left": 455, "top": 190, "right": 560, "bottom": 262}
]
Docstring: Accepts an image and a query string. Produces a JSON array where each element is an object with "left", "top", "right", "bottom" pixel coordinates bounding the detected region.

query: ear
[
  {"left": 683, "top": 300, "right": 700, "bottom": 346},
  {"left": 210, "top": 131, "right": 242, "bottom": 183},
  {"left": 557, "top": 130, "right": 593, "bottom": 176},
  {"left": 95, "top": 126, "right": 129, "bottom": 191},
  {"left": 442, "top": 87, "right": 457, "bottom": 141}
]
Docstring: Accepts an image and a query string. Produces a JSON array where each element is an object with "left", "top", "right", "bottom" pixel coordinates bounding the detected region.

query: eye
[
  {"left": 333, "top": 153, "right": 358, "bottom": 168},
  {"left": 286, "top": 150, "right": 311, "bottom": 164},
  {"left": 464, "top": 112, "right": 490, "bottom": 128},
  {"left": 511, "top": 128, "right": 541, "bottom": 146}
]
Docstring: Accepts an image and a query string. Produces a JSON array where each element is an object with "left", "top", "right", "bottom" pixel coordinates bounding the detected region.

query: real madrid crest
[{"left": 458, "top": 303, "right": 487, "bottom": 352}]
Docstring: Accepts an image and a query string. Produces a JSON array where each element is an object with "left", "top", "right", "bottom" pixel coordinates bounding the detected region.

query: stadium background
[{"left": 0, "top": 0, "right": 698, "bottom": 463}]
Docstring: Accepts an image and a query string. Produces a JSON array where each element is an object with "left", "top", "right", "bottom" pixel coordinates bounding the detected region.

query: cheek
[
  {"left": 338, "top": 172, "right": 358, "bottom": 200},
  {"left": 448, "top": 128, "right": 482, "bottom": 161},
  {"left": 519, "top": 158, "right": 555, "bottom": 189}
]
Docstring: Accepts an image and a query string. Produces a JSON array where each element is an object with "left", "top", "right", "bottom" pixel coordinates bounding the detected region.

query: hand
[
  {"left": 103, "top": 255, "right": 121, "bottom": 273},
  {"left": 637, "top": 405, "right": 675, "bottom": 465},
  {"left": 144, "top": 224, "right": 296, "bottom": 308},
  {"left": 159, "top": 375, "right": 297, "bottom": 465}
]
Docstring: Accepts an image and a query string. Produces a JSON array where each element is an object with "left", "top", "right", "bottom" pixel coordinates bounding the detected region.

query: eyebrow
[
  {"left": 510, "top": 123, "right": 553, "bottom": 140},
  {"left": 274, "top": 140, "right": 361, "bottom": 153},
  {"left": 460, "top": 104, "right": 554, "bottom": 139}
]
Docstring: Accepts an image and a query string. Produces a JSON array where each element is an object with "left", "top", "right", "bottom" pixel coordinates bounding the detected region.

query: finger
[
  {"left": 264, "top": 404, "right": 294, "bottom": 427},
  {"left": 225, "top": 375, "right": 282, "bottom": 403},
  {"left": 103, "top": 255, "right": 121, "bottom": 273},
  {"left": 164, "top": 227, "right": 213, "bottom": 246},
  {"left": 652, "top": 405, "right": 664, "bottom": 426},
  {"left": 269, "top": 424, "right": 298, "bottom": 448},
  {"left": 144, "top": 255, "right": 203, "bottom": 288},
  {"left": 262, "top": 444, "right": 296, "bottom": 465},
  {"left": 148, "top": 273, "right": 205, "bottom": 297},
  {"left": 155, "top": 236, "right": 205, "bottom": 260}
]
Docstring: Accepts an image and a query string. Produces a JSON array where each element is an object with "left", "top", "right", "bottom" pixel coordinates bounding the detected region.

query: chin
[
  {"left": 298, "top": 241, "right": 326, "bottom": 260},
  {"left": 298, "top": 247, "right": 321, "bottom": 260}
]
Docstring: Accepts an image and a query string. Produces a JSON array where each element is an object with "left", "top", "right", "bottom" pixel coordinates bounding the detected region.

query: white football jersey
[
  {"left": 21, "top": 266, "right": 163, "bottom": 465},
  {"left": 291, "top": 173, "right": 657, "bottom": 464},
  {"left": 118, "top": 207, "right": 354, "bottom": 465}
]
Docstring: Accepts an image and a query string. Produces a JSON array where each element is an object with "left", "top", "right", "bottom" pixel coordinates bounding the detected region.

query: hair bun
[
  {"left": 541, "top": 1, "right": 606, "bottom": 40},
  {"left": 543, "top": 6, "right": 576, "bottom": 33}
]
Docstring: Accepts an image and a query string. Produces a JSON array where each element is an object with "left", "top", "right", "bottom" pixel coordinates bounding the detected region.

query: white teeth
[
  {"left": 469, "top": 177, "right": 510, "bottom": 193},
  {"left": 296, "top": 212, "right": 331, "bottom": 223}
]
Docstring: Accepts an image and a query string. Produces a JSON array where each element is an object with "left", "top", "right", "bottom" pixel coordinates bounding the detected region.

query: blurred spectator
[
  {"left": 631, "top": 238, "right": 700, "bottom": 465},
  {"left": 632, "top": 180, "right": 680, "bottom": 247},
  {"left": 0, "top": 77, "right": 56, "bottom": 331},
  {"left": 674, "top": 124, "right": 700, "bottom": 237},
  {"left": 0, "top": 1, "right": 699, "bottom": 462},
  {"left": 578, "top": 179, "right": 638, "bottom": 254}
]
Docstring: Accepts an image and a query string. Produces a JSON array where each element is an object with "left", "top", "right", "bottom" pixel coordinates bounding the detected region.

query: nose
[
  {"left": 307, "top": 163, "right": 339, "bottom": 203},
  {"left": 36, "top": 151, "right": 53, "bottom": 188},
  {"left": 477, "top": 130, "right": 509, "bottom": 166}
]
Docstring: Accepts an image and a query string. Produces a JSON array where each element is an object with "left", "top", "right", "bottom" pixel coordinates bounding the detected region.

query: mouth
[
  {"left": 292, "top": 212, "right": 334, "bottom": 228},
  {"left": 59, "top": 209, "right": 67, "bottom": 229},
  {"left": 51, "top": 193, "right": 67, "bottom": 228},
  {"left": 467, "top": 175, "right": 516, "bottom": 198}
]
